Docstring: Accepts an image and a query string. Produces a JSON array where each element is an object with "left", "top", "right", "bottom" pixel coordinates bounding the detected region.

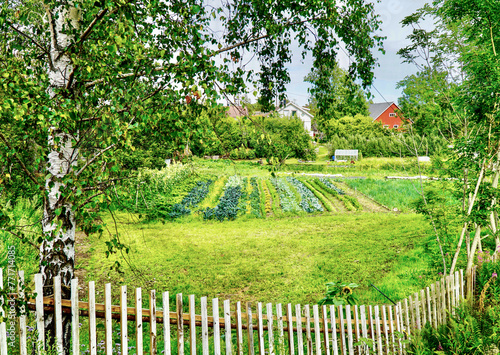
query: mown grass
[{"left": 80, "top": 212, "right": 435, "bottom": 306}]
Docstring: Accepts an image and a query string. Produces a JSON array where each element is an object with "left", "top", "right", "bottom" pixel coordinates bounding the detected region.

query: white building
[{"left": 277, "top": 102, "right": 314, "bottom": 137}]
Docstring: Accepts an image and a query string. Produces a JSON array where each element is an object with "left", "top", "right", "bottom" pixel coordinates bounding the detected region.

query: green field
[{"left": 78, "top": 211, "right": 434, "bottom": 306}]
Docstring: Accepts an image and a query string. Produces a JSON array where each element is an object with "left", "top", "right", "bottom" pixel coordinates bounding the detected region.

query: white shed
[{"left": 334, "top": 149, "right": 359, "bottom": 161}]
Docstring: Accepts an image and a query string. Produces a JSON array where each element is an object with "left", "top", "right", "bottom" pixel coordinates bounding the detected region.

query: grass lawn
[{"left": 78, "top": 211, "right": 434, "bottom": 306}]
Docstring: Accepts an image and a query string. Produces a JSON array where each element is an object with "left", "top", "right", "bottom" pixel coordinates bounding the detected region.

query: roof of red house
[{"left": 369, "top": 102, "right": 398, "bottom": 120}]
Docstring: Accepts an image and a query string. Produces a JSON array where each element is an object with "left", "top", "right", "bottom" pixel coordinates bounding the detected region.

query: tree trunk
[{"left": 40, "top": 4, "right": 80, "bottom": 354}]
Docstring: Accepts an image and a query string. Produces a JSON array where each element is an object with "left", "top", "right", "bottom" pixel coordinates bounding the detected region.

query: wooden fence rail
[{"left": 0, "top": 268, "right": 467, "bottom": 355}]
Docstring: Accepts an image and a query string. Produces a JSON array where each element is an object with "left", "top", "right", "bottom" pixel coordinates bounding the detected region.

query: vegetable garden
[{"left": 115, "top": 164, "right": 392, "bottom": 223}]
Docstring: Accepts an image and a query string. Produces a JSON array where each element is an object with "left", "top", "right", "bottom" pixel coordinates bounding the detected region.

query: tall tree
[
  {"left": 305, "top": 63, "right": 370, "bottom": 139},
  {"left": 0, "top": 0, "right": 382, "bottom": 350}
]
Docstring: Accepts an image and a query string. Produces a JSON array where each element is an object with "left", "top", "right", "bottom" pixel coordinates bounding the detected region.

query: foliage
[
  {"left": 168, "top": 179, "right": 213, "bottom": 220},
  {"left": 398, "top": 0, "right": 500, "bottom": 275},
  {"left": 318, "top": 281, "right": 359, "bottom": 306},
  {"left": 300, "top": 179, "right": 334, "bottom": 212},
  {"left": 305, "top": 64, "right": 370, "bottom": 140},
  {"left": 115, "top": 164, "right": 194, "bottom": 219},
  {"left": 329, "top": 132, "right": 448, "bottom": 158},
  {"left": 248, "top": 178, "right": 263, "bottom": 218},
  {"left": 342, "top": 178, "right": 426, "bottom": 212},
  {"left": 413, "top": 181, "right": 463, "bottom": 271},
  {"left": 270, "top": 178, "right": 301, "bottom": 213},
  {"left": 265, "top": 179, "right": 283, "bottom": 217},
  {"left": 319, "top": 178, "right": 344, "bottom": 195},
  {"left": 0, "top": 197, "right": 42, "bottom": 276},
  {"left": 260, "top": 179, "right": 272, "bottom": 217},
  {"left": 203, "top": 176, "right": 243, "bottom": 221},
  {"left": 197, "top": 114, "right": 317, "bottom": 163},
  {"left": 286, "top": 177, "right": 323, "bottom": 213}
]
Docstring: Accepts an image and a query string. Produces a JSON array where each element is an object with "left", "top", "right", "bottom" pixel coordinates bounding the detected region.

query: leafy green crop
[
  {"left": 286, "top": 177, "right": 323, "bottom": 213},
  {"left": 204, "top": 176, "right": 243, "bottom": 221},
  {"left": 168, "top": 179, "right": 213, "bottom": 219},
  {"left": 271, "top": 178, "right": 301, "bottom": 213}
]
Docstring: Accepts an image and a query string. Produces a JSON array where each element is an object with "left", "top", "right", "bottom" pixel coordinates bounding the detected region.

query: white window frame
[
  {"left": 383, "top": 124, "right": 389, "bottom": 128},
  {"left": 393, "top": 124, "right": 399, "bottom": 129},
  {"left": 389, "top": 113, "right": 396, "bottom": 117}
]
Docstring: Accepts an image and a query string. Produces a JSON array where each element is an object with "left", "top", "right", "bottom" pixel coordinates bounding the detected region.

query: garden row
[{"left": 144, "top": 174, "right": 365, "bottom": 222}]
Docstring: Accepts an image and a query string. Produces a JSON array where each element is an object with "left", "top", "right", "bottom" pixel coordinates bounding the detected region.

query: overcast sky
[{"left": 284, "top": 0, "right": 429, "bottom": 106}]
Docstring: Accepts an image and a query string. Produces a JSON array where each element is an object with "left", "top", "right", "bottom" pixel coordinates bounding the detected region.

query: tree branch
[
  {"left": 79, "top": 9, "right": 110, "bottom": 44},
  {"left": 8, "top": 23, "right": 49, "bottom": 56},
  {"left": 0, "top": 132, "right": 39, "bottom": 186},
  {"left": 76, "top": 144, "right": 116, "bottom": 176}
]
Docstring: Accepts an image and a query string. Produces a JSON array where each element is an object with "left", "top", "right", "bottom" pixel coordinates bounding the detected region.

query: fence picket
[
  {"left": 177, "top": 294, "right": 184, "bottom": 355},
  {"left": 414, "top": 293, "right": 421, "bottom": 331},
  {"left": 426, "top": 287, "right": 432, "bottom": 328},
  {"left": 460, "top": 269, "right": 465, "bottom": 300},
  {"left": 295, "top": 304, "right": 303, "bottom": 355},
  {"left": 151, "top": 291, "right": 157, "bottom": 355},
  {"left": 136, "top": 288, "right": 143, "bottom": 355},
  {"left": 312, "top": 305, "right": 321, "bottom": 355},
  {"left": 420, "top": 289, "right": 426, "bottom": 326},
  {"left": 455, "top": 271, "right": 460, "bottom": 304},
  {"left": 105, "top": 284, "right": 113, "bottom": 355},
  {"left": 408, "top": 295, "right": 414, "bottom": 333},
  {"left": 404, "top": 296, "right": 411, "bottom": 335},
  {"left": 388, "top": 306, "right": 395, "bottom": 355},
  {"left": 322, "top": 305, "right": 330, "bottom": 355},
  {"left": 345, "top": 305, "right": 354, "bottom": 355},
  {"left": 277, "top": 304, "right": 285, "bottom": 355},
  {"left": 286, "top": 304, "right": 294, "bottom": 355},
  {"left": 201, "top": 297, "right": 209, "bottom": 355},
  {"left": 213, "top": 298, "right": 221, "bottom": 355},
  {"left": 163, "top": 292, "right": 171, "bottom": 355},
  {"left": 247, "top": 303, "right": 255, "bottom": 355},
  {"left": 236, "top": 302, "right": 243, "bottom": 355},
  {"left": 354, "top": 306, "right": 360, "bottom": 355},
  {"left": 395, "top": 303, "right": 402, "bottom": 354},
  {"left": 34, "top": 274, "right": 45, "bottom": 354},
  {"left": 368, "top": 305, "right": 376, "bottom": 353},
  {"left": 381, "top": 306, "right": 388, "bottom": 355},
  {"left": 120, "top": 285, "right": 128, "bottom": 355},
  {"left": 329, "top": 306, "right": 338, "bottom": 355},
  {"left": 257, "top": 303, "right": 264, "bottom": 355},
  {"left": 18, "top": 271, "right": 26, "bottom": 355},
  {"left": 267, "top": 303, "right": 275, "bottom": 355},
  {"left": 54, "top": 276, "right": 63, "bottom": 355},
  {"left": 374, "top": 305, "right": 382, "bottom": 355},
  {"left": 305, "top": 305, "right": 312, "bottom": 355},
  {"left": 338, "top": 305, "right": 346, "bottom": 355},
  {"left": 359, "top": 306, "right": 368, "bottom": 355},
  {"left": 430, "top": 283, "right": 437, "bottom": 329},
  {"left": 446, "top": 276, "right": 452, "bottom": 317},
  {"left": 441, "top": 278, "right": 446, "bottom": 323},
  {"left": 224, "top": 300, "right": 232, "bottom": 355},
  {"left": 88, "top": 281, "right": 96, "bottom": 355},
  {"left": 189, "top": 295, "right": 196, "bottom": 355}
]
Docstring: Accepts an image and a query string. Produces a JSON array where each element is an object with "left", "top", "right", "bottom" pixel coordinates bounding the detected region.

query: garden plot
[
  {"left": 271, "top": 177, "right": 301, "bottom": 213},
  {"left": 286, "top": 177, "right": 323, "bottom": 213}
]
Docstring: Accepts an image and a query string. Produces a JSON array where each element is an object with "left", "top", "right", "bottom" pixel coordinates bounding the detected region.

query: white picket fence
[{"left": 0, "top": 268, "right": 467, "bottom": 355}]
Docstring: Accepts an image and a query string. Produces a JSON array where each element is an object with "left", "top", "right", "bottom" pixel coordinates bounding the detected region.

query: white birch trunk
[{"left": 39, "top": 3, "right": 80, "bottom": 354}]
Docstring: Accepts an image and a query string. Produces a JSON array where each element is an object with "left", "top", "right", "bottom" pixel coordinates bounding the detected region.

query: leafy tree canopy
[{"left": 305, "top": 63, "right": 370, "bottom": 139}]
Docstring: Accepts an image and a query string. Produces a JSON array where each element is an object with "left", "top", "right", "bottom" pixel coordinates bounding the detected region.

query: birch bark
[{"left": 39, "top": 4, "right": 80, "bottom": 353}]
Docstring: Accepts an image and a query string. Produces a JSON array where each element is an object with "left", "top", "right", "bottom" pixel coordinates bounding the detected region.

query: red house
[{"left": 369, "top": 102, "right": 408, "bottom": 130}]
